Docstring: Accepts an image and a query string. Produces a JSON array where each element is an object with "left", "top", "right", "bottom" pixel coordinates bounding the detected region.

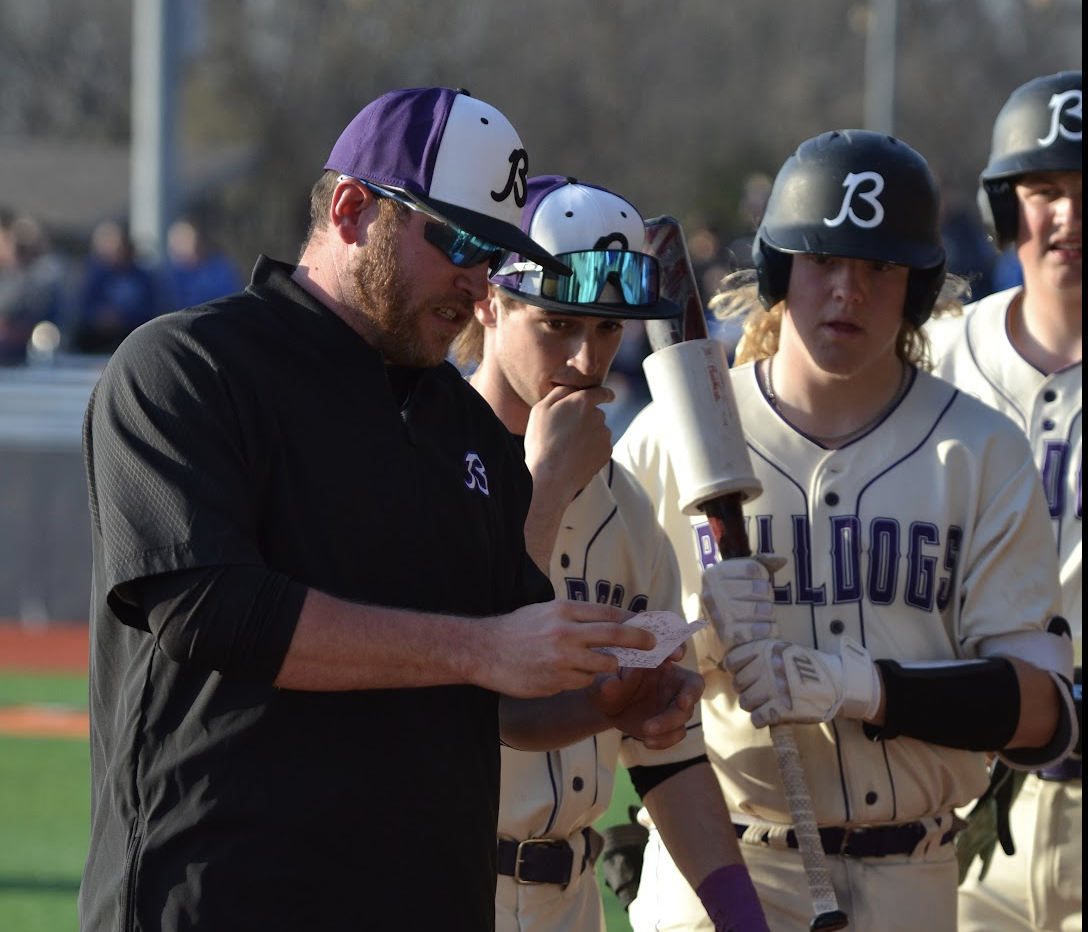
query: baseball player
[
  {"left": 451, "top": 175, "right": 769, "bottom": 932},
  {"left": 927, "top": 70, "right": 1082, "bottom": 932},
  {"left": 614, "top": 129, "right": 1078, "bottom": 932}
]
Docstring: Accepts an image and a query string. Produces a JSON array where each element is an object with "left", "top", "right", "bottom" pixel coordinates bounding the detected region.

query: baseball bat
[{"left": 642, "top": 217, "right": 848, "bottom": 932}]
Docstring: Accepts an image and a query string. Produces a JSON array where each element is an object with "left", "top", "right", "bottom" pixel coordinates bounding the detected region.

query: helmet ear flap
[
  {"left": 752, "top": 232, "right": 791, "bottom": 310},
  {"left": 904, "top": 261, "right": 946, "bottom": 328},
  {"left": 977, "top": 180, "right": 1019, "bottom": 251}
]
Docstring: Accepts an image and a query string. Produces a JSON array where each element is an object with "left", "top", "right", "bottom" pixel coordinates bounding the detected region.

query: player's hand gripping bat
[{"left": 641, "top": 217, "right": 849, "bottom": 932}]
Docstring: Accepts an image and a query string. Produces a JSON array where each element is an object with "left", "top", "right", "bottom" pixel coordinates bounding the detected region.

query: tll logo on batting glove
[{"left": 724, "top": 636, "right": 883, "bottom": 728}]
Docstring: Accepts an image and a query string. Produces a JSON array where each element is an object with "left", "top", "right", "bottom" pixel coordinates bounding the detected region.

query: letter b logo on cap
[
  {"left": 492, "top": 150, "right": 529, "bottom": 208},
  {"left": 429, "top": 95, "right": 528, "bottom": 228}
]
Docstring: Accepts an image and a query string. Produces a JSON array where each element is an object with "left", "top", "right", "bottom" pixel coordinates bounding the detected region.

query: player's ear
[{"left": 475, "top": 289, "right": 502, "bottom": 329}]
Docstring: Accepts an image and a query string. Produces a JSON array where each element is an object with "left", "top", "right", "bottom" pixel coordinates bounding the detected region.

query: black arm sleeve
[
  {"left": 863, "top": 658, "right": 1020, "bottom": 751},
  {"left": 627, "top": 754, "right": 709, "bottom": 798},
  {"left": 125, "top": 565, "right": 308, "bottom": 685}
]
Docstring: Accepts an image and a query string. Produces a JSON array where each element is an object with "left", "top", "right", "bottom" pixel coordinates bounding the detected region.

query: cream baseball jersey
[
  {"left": 614, "top": 362, "right": 1062, "bottom": 826},
  {"left": 496, "top": 458, "right": 705, "bottom": 932},
  {"left": 928, "top": 287, "right": 1082, "bottom": 661}
]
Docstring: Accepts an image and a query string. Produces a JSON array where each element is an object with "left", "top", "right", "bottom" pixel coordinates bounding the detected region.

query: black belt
[
  {"left": 1037, "top": 757, "right": 1082, "bottom": 782},
  {"left": 736, "top": 819, "right": 960, "bottom": 858},
  {"left": 497, "top": 827, "right": 593, "bottom": 885}
]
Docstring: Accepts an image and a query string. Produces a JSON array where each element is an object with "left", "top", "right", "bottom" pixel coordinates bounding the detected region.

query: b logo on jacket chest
[
  {"left": 695, "top": 514, "right": 964, "bottom": 613},
  {"left": 463, "top": 451, "right": 490, "bottom": 496}
]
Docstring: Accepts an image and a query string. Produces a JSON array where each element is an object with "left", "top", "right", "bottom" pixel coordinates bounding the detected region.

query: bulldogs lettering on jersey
[{"left": 693, "top": 511, "right": 964, "bottom": 615}]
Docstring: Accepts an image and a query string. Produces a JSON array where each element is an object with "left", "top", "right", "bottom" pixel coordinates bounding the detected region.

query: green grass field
[
  {"left": 0, "top": 671, "right": 639, "bottom": 932},
  {"left": 596, "top": 768, "right": 640, "bottom": 932},
  {"left": 0, "top": 673, "right": 89, "bottom": 932}
]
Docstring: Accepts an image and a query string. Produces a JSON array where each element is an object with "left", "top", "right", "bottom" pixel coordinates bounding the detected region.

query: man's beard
[{"left": 347, "top": 215, "right": 464, "bottom": 368}]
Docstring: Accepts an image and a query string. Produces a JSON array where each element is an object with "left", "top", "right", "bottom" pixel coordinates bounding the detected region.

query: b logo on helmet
[
  {"left": 823, "top": 171, "right": 885, "bottom": 229},
  {"left": 1039, "top": 89, "right": 1083, "bottom": 147}
]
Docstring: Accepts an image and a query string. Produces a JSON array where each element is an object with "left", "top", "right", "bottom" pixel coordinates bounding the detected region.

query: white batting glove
[
  {"left": 723, "top": 636, "right": 882, "bottom": 728},
  {"left": 701, "top": 557, "right": 778, "bottom": 648}
]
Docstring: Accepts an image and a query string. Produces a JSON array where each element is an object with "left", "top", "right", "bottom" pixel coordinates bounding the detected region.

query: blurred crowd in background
[
  {"left": 0, "top": 173, "right": 1023, "bottom": 438},
  {"left": 0, "top": 209, "right": 243, "bottom": 367}
]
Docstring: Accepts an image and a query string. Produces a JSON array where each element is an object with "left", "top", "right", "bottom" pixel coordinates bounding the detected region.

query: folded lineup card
[{"left": 595, "top": 610, "right": 708, "bottom": 668}]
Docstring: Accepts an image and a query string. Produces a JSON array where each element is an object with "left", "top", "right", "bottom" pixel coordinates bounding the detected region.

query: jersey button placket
[{"left": 1034, "top": 387, "right": 1060, "bottom": 436}]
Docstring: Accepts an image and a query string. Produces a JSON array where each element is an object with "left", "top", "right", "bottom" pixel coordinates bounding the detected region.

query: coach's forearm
[{"left": 273, "top": 588, "right": 483, "bottom": 691}]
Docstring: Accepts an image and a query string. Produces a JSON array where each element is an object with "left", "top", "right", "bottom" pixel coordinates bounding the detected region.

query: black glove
[{"left": 598, "top": 806, "right": 650, "bottom": 911}]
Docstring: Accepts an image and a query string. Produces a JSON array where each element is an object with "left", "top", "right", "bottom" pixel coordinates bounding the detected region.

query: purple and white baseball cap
[
  {"left": 492, "top": 175, "right": 681, "bottom": 319},
  {"left": 325, "top": 87, "right": 569, "bottom": 274}
]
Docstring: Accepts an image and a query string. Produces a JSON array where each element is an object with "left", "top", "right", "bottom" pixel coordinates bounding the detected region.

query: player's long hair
[
  {"left": 449, "top": 294, "right": 488, "bottom": 371},
  {"left": 710, "top": 268, "right": 968, "bottom": 370}
]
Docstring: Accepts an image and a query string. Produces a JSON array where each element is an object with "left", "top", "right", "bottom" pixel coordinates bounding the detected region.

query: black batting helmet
[
  {"left": 978, "top": 71, "right": 1083, "bottom": 250},
  {"left": 752, "top": 129, "right": 946, "bottom": 327}
]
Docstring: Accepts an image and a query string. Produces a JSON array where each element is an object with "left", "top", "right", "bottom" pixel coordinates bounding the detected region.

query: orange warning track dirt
[
  {"left": 0, "top": 621, "right": 90, "bottom": 672},
  {"left": 0, "top": 620, "right": 90, "bottom": 738},
  {"left": 0, "top": 704, "right": 89, "bottom": 738}
]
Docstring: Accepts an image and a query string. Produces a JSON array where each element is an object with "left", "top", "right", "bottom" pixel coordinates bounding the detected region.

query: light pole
[
  {"left": 864, "top": 0, "right": 897, "bottom": 135},
  {"left": 129, "top": 0, "right": 178, "bottom": 262}
]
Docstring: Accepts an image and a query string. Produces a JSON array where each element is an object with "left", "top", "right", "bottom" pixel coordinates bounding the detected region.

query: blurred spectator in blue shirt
[
  {"left": 165, "top": 217, "right": 242, "bottom": 310},
  {"left": 71, "top": 220, "right": 161, "bottom": 355}
]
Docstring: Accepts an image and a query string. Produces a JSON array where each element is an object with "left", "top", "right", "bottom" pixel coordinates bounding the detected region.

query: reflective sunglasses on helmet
[
  {"left": 502, "top": 249, "right": 661, "bottom": 306},
  {"left": 339, "top": 175, "right": 508, "bottom": 275}
]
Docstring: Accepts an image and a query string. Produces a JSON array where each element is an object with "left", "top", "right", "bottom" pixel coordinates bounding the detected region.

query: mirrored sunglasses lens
[
  {"left": 424, "top": 222, "right": 504, "bottom": 272},
  {"left": 544, "top": 251, "right": 658, "bottom": 305}
]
